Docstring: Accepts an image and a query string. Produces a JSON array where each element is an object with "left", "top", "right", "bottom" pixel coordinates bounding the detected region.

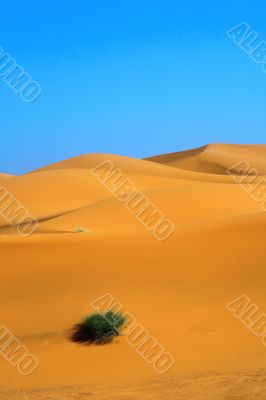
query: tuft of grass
[
  {"left": 71, "top": 311, "right": 126, "bottom": 345},
  {"left": 73, "top": 226, "right": 90, "bottom": 233}
]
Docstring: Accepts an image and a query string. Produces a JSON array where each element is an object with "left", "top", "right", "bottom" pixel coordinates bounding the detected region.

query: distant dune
[
  {"left": 146, "top": 143, "right": 266, "bottom": 174},
  {"left": 1, "top": 144, "right": 266, "bottom": 399}
]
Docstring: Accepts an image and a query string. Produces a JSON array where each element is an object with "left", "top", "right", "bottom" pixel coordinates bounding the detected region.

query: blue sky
[{"left": 0, "top": 0, "right": 265, "bottom": 174}]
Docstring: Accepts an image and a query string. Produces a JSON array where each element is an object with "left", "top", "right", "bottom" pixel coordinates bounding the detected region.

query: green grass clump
[
  {"left": 71, "top": 311, "right": 126, "bottom": 345},
  {"left": 73, "top": 226, "right": 90, "bottom": 233}
]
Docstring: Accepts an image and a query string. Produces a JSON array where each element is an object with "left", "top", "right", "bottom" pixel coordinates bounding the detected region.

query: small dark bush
[{"left": 71, "top": 311, "right": 126, "bottom": 345}]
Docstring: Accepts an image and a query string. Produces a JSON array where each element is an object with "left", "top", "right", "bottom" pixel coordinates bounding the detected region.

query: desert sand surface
[{"left": 1, "top": 143, "right": 266, "bottom": 399}]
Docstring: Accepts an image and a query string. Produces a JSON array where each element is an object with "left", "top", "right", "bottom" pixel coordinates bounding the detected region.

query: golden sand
[{"left": 1, "top": 144, "right": 266, "bottom": 399}]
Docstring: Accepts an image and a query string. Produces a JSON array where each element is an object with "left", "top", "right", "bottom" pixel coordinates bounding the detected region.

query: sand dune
[
  {"left": 1, "top": 144, "right": 266, "bottom": 399},
  {"left": 146, "top": 143, "right": 266, "bottom": 174},
  {"left": 0, "top": 173, "right": 14, "bottom": 183}
]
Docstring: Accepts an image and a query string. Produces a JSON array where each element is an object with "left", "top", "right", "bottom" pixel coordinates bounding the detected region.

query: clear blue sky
[{"left": 1, "top": 0, "right": 265, "bottom": 174}]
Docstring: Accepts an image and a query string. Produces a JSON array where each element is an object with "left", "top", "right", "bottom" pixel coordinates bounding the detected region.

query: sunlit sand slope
[{"left": 0, "top": 144, "right": 266, "bottom": 399}]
